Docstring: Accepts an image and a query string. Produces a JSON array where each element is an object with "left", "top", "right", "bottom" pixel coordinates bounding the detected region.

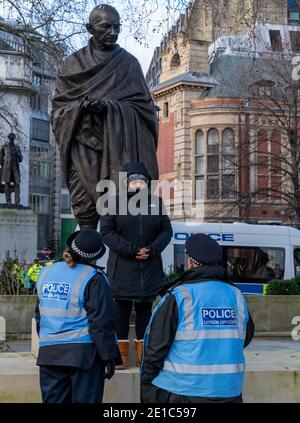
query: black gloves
[{"left": 103, "top": 359, "right": 115, "bottom": 380}]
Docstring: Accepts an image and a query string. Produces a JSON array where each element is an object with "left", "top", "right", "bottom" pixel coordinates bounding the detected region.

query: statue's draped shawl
[{"left": 51, "top": 40, "right": 158, "bottom": 202}]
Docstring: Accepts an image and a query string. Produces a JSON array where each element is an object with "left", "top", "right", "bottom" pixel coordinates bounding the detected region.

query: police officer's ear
[{"left": 187, "top": 258, "right": 193, "bottom": 270}]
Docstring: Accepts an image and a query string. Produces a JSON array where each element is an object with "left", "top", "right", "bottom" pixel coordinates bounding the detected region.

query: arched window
[
  {"left": 170, "top": 53, "right": 181, "bottom": 68},
  {"left": 222, "top": 128, "right": 235, "bottom": 199},
  {"left": 195, "top": 130, "right": 205, "bottom": 155},
  {"left": 207, "top": 128, "right": 219, "bottom": 154},
  {"left": 223, "top": 128, "right": 235, "bottom": 154},
  {"left": 270, "top": 130, "right": 282, "bottom": 199},
  {"left": 195, "top": 130, "right": 205, "bottom": 200},
  {"left": 207, "top": 129, "right": 219, "bottom": 199},
  {"left": 222, "top": 128, "right": 235, "bottom": 174},
  {"left": 257, "top": 129, "right": 269, "bottom": 200}
]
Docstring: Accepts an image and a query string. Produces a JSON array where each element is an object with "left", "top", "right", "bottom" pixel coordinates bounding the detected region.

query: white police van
[
  {"left": 160, "top": 222, "right": 300, "bottom": 295},
  {"left": 98, "top": 221, "right": 300, "bottom": 295}
]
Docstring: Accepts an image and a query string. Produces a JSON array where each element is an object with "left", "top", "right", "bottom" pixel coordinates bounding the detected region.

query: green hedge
[
  {"left": 164, "top": 265, "right": 180, "bottom": 283},
  {"left": 163, "top": 267, "right": 300, "bottom": 295},
  {"left": 265, "top": 276, "right": 300, "bottom": 295}
]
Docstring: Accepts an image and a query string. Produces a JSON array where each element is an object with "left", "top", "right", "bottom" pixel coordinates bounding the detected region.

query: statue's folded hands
[{"left": 80, "top": 98, "right": 107, "bottom": 113}]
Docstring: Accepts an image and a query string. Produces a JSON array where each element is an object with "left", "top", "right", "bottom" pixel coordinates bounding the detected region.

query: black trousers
[
  {"left": 39, "top": 356, "right": 105, "bottom": 403},
  {"left": 141, "top": 383, "right": 243, "bottom": 403},
  {"left": 114, "top": 299, "right": 153, "bottom": 340}
]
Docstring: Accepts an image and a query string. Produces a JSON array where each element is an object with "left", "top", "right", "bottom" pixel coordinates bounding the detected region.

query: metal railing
[{"left": 0, "top": 29, "right": 27, "bottom": 54}]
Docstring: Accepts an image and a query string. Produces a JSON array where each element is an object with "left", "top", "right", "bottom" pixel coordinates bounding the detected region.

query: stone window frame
[
  {"left": 222, "top": 128, "right": 236, "bottom": 200},
  {"left": 288, "top": 9, "right": 300, "bottom": 25},
  {"left": 170, "top": 53, "right": 181, "bottom": 69},
  {"left": 194, "top": 129, "right": 205, "bottom": 201},
  {"left": 289, "top": 30, "right": 300, "bottom": 53},
  {"left": 193, "top": 126, "right": 238, "bottom": 202},
  {"left": 269, "top": 29, "right": 283, "bottom": 52},
  {"left": 29, "top": 193, "right": 49, "bottom": 215},
  {"left": 255, "top": 128, "right": 282, "bottom": 202},
  {"left": 207, "top": 128, "right": 220, "bottom": 200},
  {"left": 61, "top": 191, "right": 72, "bottom": 215},
  {"left": 249, "top": 80, "right": 275, "bottom": 99},
  {"left": 163, "top": 101, "right": 169, "bottom": 119},
  {"left": 29, "top": 145, "right": 50, "bottom": 179},
  {"left": 31, "top": 118, "right": 50, "bottom": 142}
]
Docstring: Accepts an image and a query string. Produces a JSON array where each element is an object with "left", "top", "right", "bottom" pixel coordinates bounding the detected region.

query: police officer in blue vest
[
  {"left": 141, "top": 233, "right": 254, "bottom": 403},
  {"left": 35, "top": 229, "right": 121, "bottom": 403}
]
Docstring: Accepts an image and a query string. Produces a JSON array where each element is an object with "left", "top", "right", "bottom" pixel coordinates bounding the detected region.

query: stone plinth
[
  {"left": 246, "top": 296, "right": 300, "bottom": 337},
  {"left": 0, "top": 207, "right": 37, "bottom": 262},
  {"left": 0, "top": 296, "right": 36, "bottom": 340},
  {"left": 1, "top": 349, "right": 300, "bottom": 403}
]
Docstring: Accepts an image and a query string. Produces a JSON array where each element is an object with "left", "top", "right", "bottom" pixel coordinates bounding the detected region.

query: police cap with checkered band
[{"left": 67, "top": 229, "right": 106, "bottom": 262}]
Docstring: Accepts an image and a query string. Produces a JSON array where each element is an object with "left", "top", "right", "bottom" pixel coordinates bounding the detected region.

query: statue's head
[
  {"left": 86, "top": 4, "right": 121, "bottom": 49},
  {"left": 8, "top": 133, "right": 16, "bottom": 143}
]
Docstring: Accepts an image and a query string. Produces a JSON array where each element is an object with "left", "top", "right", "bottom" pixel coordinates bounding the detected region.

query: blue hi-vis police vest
[
  {"left": 37, "top": 262, "right": 103, "bottom": 347},
  {"left": 146, "top": 281, "right": 248, "bottom": 398}
]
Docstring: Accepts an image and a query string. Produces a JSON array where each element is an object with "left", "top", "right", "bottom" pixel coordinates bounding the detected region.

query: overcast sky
[
  {"left": 111, "top": 0, "right": 181, "bottom": 74},
  {"left": 0, "top": 0, "right": 180, "bottom": 75},
  {"left": 116, "top": 3, "right": 175, "bottom": 74},
  {"left": 118, "top": 29, "right": 162, "bottom": 74}
]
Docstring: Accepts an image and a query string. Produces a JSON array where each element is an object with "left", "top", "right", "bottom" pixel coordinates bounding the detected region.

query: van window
[
  {"left": 294, "top": 248, "right": 300, "bottom": 277},
  {"left": 224, "top": 247, "right": 285, "bottom": 283},
  {"left": 174, "top": 244, "right": 187, "bottom": 274},
  {"left": 174, "top": 244, "right": 285, "bottom": 283}
]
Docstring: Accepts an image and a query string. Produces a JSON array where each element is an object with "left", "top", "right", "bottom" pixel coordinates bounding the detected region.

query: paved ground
[
  {"left": 7, "top": 340, "right": 31, "bottom": 353},
  {"left": 0, "top": 352, "right": 37, "bottom": 375},
  {"left": 1, "top": 339, "right": 300, "bottom": 402},
  {"left": 6, "top": 337, "right": 300, "bottom": 353},
  {"left": 248, "top": 337, "right": 300, "bottom": 352},
  {"left": 0, "top": 347, "right": 300, "bottom": 402}
]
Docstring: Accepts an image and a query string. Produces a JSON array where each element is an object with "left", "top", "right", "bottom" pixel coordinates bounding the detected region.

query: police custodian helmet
[
  {"left": 185, "top": 233, "right": 222, "bottom": 265},
  {"left": 66, "top": 229, "right": 106, "bottom": 262}
]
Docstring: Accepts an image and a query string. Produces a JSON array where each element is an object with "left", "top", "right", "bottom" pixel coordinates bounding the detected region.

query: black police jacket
[
  {"left": 141, "top": 264, "right": 255, "bottom": 403},
  {"left": 100, "top": 193, "right": 173, "bottom": 301}
]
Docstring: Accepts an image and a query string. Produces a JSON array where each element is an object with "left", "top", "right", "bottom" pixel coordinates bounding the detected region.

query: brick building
[{"left": 147, "top": 0, "right": 300, "bottom": 223}]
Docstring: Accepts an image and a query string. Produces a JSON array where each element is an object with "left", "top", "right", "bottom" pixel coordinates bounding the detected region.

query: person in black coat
[
  {"left": 35, "top": 229, "right": 121, "bottom": 403},
  {"left": 100, "top": 161, "right": 173, "bottom": 369}
]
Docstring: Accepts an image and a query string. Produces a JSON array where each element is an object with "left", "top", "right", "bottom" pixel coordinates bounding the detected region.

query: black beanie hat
[
  {"left": 123, "top": 162, "right": 151, "bottom": 181},
  {"left": 185, "top": 233, "right": 222, "bottom": 265}
]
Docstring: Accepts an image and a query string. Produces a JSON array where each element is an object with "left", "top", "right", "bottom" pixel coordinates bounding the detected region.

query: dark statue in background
[
  {"left": 0, "top": 132, "right": 23, "bottom": 206},
  {"left": 51, "top": 4, "right": 159, "bottom": 229}
]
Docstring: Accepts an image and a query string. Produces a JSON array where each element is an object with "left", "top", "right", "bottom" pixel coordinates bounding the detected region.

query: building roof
[
  {"left": 152, "top": 71, "right": 218, "bottom": 93},
  {"left": 203, "top": 53, "right": 291, "bottom": 99}
]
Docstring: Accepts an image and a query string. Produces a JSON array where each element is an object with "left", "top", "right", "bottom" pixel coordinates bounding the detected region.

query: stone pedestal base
[{"left": 0, "top": 207, "right": 37, "bottom": 263}]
